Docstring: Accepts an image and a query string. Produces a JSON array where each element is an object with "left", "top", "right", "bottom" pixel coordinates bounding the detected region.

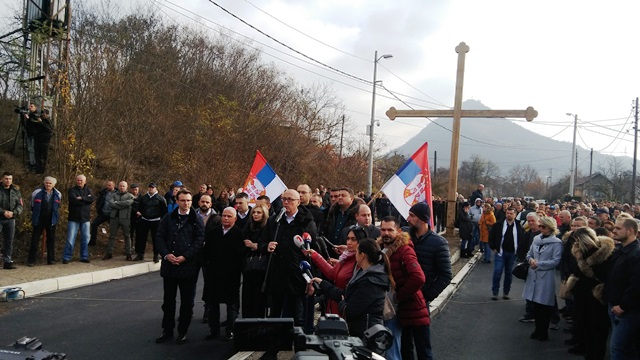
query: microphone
[
  {"left": 300, "top": 260, "right": 320, "bottom": 291},
  {"left": 293, "top": 235, "right": 305, "bottom": 250},
  {"left": 302, "top": 232, "right": 312, "bottom": 250},
  {"left": 275, "top": 207, "right": 286, "bottom": 222}
]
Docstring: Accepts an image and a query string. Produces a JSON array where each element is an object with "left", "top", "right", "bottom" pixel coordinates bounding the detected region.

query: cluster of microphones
[{"left": 293, "top": 233, "right": 320, "bottom": 291}]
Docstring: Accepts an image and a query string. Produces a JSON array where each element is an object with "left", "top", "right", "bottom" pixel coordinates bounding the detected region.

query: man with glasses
[
  {"left": 260, "top": 189, "right": 318, "bottom": 360},
  {"left": 155, "top": 190, "right": 205, "bottom": 345}
]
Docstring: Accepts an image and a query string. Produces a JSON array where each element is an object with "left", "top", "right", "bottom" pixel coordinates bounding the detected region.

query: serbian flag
[
  {"left": 243, "top": 150, "right": 288, "bottom": 206},
  {"left": 380, "top": 142, "right": 433, "bottom": 225}
]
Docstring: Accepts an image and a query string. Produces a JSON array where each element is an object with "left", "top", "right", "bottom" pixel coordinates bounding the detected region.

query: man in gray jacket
[{"left": 104, "top": 181, "right": 134, "bottom": 260}]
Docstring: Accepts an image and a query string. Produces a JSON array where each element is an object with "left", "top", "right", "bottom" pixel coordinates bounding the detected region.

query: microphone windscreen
[{"left": 293, "top": 235, "right": 304, "bottom": 249}]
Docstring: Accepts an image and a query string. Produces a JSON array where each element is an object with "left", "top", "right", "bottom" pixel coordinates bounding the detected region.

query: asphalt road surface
[
  {"left": 0, "top": 272, "right": 236, "bottom": 360},
  {"left": 431, "top": 260, "right": 590, "bottom": 360}
]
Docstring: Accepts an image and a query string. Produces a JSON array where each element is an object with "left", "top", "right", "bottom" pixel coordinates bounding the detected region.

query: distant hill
[{"left": 391, "top": 99, "right": 636, "bottom": 180}]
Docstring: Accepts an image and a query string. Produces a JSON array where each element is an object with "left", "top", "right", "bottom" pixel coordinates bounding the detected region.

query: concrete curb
[
  {"left": 429, "top": 252, "right": 481, "bottom": 317},
  {"left": 0, "top": 262, "right": 160, "bottom": 298}
]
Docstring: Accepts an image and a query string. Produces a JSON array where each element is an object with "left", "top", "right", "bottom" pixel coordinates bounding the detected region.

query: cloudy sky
[{"left": 2, "top": 0, "right": 639, "bottom": 167}]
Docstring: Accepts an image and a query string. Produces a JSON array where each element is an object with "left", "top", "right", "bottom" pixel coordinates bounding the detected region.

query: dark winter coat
[
  {"left": 488, "top": 220, "right": 526, "bottom": 254},
  {"left": 571, "top": 236, "right": 615, "bottom": 305},
  {"left": 319, "top": 263, "right": 389, "bottom": 338},
  {"left": 0, "top": 184, "right": 23, "bottom": 219},
  {"left": 380, "top": 232, "right": 429, "bottom": 327},
  {"left": 137, "top": 192, "right": 167, "bottom": 220},
  {"left": 408, "top": 228, "right": 453, "bottom": 302},
  {"left": 155, "top": 209, "right": 205, "bottom": 279},
  {"left": 457, "top": 208, "right": 473, "bottom": 240},
  {"left": 323, "top": 200, "right": 358, "bottom": 245},
  {"left": 203, "top": 224, "right": 245, "bottom": 303},
  {"left": 260, "top": 206, "right": 319, "bottom": 295},
  {"left": 30, "top": 187, "right": 62, "bottom": 227},
  {"left": 67, "top": 185, "right": 93, "bottom": 222},
  {"left": 604, "top": 240, "right": 640, "bottom": 312}
]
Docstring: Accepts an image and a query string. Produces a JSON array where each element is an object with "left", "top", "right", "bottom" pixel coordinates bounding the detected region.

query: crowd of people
[
  {"left": 3, "top": 173, "right": 639, "bottom": 359},
  {"left": 0, "top": 174, "right": 452, "bottom": 359},
  {"left": 457, "top": 183, "right": 640, "bottom": 359}
]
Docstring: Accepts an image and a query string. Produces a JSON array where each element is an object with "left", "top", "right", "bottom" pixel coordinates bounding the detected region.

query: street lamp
[
  {"left": 566, "top": 113, "right": 577, "bottom": 197},
  {"left": 367, "top": 50, "right": 393, "bottom": 196}
]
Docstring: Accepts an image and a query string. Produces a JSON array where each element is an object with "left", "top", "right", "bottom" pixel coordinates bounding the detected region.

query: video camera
[
  {"left": 13, "top": 106, "right": 27, "bottom": 115},
  {"left": 234, "top": 314, "right": 392, "bottom": 360},
  {"left": 0, "top": 336, "right": 66, "bottom": 360}
]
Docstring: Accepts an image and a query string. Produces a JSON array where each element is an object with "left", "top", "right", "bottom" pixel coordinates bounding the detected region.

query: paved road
[
  {"left": 431, "top": 261, "right": 579, "bottom": 360},
  {"left": 0, "top": 272, "right": 235, "bottom": 360}
]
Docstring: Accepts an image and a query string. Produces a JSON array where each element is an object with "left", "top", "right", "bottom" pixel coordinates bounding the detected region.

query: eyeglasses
[
  {"left": 539, "top": 224, "right": 547, "bottom": 229},
  {"left": 281, "top": 197, "right": 299, "bottom": 203}
]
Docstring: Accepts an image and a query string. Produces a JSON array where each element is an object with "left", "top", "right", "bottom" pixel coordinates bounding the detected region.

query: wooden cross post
[{"left": 386, "top": 42, "right": 538, "bottom": 237}]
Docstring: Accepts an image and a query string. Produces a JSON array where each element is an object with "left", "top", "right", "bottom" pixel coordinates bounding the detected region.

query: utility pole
[
  {"left": 567, "top": 113, "right": 578, "bottom": 197},
  {"left": 339, "top": 114, "right": 345, "bottom": 158},
  {"left": 589, "top": 148, "right": 593, "bottom": 201},
  {"left": 632, "top": 97, "right": 638, "bottom": 204},
  {"left": 434, "top": 151, "right": 437, "bottom": 179}
]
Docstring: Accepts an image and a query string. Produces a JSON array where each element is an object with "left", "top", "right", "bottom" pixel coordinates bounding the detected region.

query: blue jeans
[
  {"left": 64, "top": 221, "right": 90, "bottom": 260},
  {"left": 0, "top": 218, "right": 16, "bottom": 262},
  {"left": 383, "top": 317, "right": 402, "bottom": 360},
  {"left": 480, "top": 242, "right": 491, "bottom": 261},
  {"left": 472, "top": 223, "right": 480, "bottom": 248},
  {"left": 26, "top": 136, "right": 36, "bottom": 165},
  {"left": 492, "top": 251, "right": 515, "bottom": 296},
  {"left": 609, "top": 305, "right": 640, "bottom": 359}
]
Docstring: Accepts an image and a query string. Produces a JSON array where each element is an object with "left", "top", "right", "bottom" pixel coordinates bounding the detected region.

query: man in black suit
[
  {"left": 155, "top": 190, "right": 205, "bottom": 345},
  {"left": 203, "top": 207, "right": 244, "bottom": 341}
]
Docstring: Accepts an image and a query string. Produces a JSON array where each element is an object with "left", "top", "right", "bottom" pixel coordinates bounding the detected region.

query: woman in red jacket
[{"left": 307, "top": 226, "right": 367, "bottom": 315}]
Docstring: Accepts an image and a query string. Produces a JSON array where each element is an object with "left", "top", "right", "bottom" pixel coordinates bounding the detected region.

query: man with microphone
[{"left": 260, "top": 189, "right": 319, "bottom": 360}]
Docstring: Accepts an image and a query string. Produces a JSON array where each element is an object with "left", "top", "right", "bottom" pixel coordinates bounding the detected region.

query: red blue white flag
[
  {"left": 243, "top": 150, "right": 288, "bottom": 206},
  {"left": 380, "top": 142, "right": 433, "bottom": 225}
]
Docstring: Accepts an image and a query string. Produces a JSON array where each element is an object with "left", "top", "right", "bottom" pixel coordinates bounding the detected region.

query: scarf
[{"left": 339, "top": 250, "right": 356, "bottom": 263}]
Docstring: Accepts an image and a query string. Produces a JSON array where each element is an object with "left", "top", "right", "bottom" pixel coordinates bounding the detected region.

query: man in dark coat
[
  {"left": 323, "top": 187, "right": 357, "bottom": 255},
  {"left": 489, "top": 207, "right": 525, "bottom": 300},
  {"left": 155, "top": 190, "right": 204, "bottom": 345},
  {"left": 63, "top": 175, "right": 93, "bottom": 263},
  {"left": 260, "top": 189, "right": 318, "bottom": 360},
  {"left": 605, "top": 217, "right": 640, "bottom": 359},
  {"left": 203, "top": 207, "right": 244, "bottom": 341},
  {"left": 33, "top": 109, "right": 54, "bottom": 174},
  {"left": 89, "top": 180, "right": 115, "bottom": 246},
  {"left": 469, "top": 184, "right": 484, "bottom": 204},
  {"left": 404, "top": 202, "right": 452, "bottom": 359},
  {"left": 0, "top": 172, "right": 23, "bottom": 269}
]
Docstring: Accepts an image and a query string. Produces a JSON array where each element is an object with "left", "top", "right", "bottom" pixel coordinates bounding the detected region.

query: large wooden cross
[{"left": 386, "top": 42, "right": 538, "bottom": 237}]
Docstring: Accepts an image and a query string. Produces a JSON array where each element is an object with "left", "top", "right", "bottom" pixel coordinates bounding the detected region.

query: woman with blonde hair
[
  {"left": 567, "top": 227, "right": 616, "bottom": 359},
  {"left": 523, "top": 216, "right": 563, "bottom": 341},
  {"left": 479, "top": 203, "right": 496, "bottom": 263}
]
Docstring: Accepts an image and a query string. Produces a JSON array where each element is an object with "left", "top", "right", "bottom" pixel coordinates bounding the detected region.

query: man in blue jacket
[{"left": 28, "top": 176, "right": 62, "bottom": 266}]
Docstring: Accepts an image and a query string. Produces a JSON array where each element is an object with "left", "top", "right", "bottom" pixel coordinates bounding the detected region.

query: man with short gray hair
[{"left": 28, "top": 176, "right": 62, "bottom": 266}]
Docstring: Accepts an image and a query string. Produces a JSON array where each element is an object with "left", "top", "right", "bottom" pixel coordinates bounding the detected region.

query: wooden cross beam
[{"left": 386, "top": 42, "right": 538, "bottom": 237}]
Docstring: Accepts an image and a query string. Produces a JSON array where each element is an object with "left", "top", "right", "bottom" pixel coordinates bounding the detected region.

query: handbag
[
  {"left": 383, "top": 291, "right": 397, "bottom": 321},
  {"left": 244, "top": 252, "right": 268, "bottom": 272},
  {"left": 512, "top": 261, "right": 529, "bottom": 280}
]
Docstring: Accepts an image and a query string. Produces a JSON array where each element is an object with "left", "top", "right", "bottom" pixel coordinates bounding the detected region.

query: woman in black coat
[
  {"left": 568, "top": 228, "right": 616, "bottom": 359},
  {"left": 458, "top": 202, "right": 474, "bottom": 258},
  {"left": 241, "top": 204, "right": 269, "bottom": 318},
  {"left": 314, "top": 239, "right": 392, "bottom": 338}
]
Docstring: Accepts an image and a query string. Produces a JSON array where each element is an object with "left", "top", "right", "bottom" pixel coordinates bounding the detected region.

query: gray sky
[{"left": 2, "top": 0, "right": 639, "bottom": 165}]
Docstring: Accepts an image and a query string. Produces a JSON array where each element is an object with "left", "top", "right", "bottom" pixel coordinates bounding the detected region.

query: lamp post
[
  {"left": 566, "top": 113, "right": 578, "bottom": 197},
  {"left": 367, "top": 50, "right": 393, "bottom": 196}
]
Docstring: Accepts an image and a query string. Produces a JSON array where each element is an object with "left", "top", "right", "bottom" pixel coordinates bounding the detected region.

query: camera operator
[
  {"left": 33, "top": 109, "right": 54, "bottom": 174},
  {"left": 23, "top": 103, "right": 39, "bottom": 172}
]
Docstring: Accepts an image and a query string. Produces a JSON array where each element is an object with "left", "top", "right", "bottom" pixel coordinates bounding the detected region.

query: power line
[
  {"left": 240, "top": 0, "right": 368, "bottom": 62},
  {"left": 207, "top": 0, "right": 370, "bottom": 84}
]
